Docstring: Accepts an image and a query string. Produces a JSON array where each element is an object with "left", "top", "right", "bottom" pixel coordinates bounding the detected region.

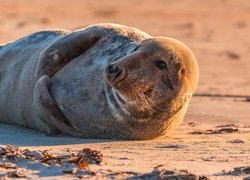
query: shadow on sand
[{"left": 0, "top": 124, "right": 122, "bottom": 147}]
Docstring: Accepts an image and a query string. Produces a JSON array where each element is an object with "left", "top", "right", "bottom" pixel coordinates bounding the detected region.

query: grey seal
[{"left": 0, "top": 23, "right": 199, "bottom": 140}]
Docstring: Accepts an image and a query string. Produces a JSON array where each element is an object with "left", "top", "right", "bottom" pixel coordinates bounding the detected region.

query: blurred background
[{"left": 0, "top": 0, "right": 249, "bottom": 120}]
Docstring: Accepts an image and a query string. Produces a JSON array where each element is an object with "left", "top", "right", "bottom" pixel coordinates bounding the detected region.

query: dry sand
[{"left": 0, "top": 0, "right": 249, "bottom": 179}]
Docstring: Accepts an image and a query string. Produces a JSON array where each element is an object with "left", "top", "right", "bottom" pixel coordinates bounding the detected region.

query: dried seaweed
[{"left": 0, "top": 145, "right": 103, "bottom": 178}]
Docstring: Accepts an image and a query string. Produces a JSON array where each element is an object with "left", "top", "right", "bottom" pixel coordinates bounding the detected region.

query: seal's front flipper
[
  {"left": 33, "top": 75, "right": 79, "bottom": 136},
  {"left": 35, "top": 26, "right": 106, "bottom": 79}
]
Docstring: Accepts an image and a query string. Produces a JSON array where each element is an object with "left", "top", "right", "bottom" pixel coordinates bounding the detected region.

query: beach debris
[
  {"left": 61, "top": 168, "right": 78, "bottom": 175},
  {"left": 24, "top": 150, "right": 44, "bottom": 160},
  {"left": 78, "top": 148, "right": 103, "bottom": 165},
  {"left": 74, "top": 157, "right": 89, "bottom": 169},
  {"left": 223, "top": 166, "right": 250, "bottom": 176},
  {"left": 191, "top": 128, "right": 239, "bottom": 134},
  {"left": 132, "top": 168, "right": 209, "bottom": 180},
  {"left": 0, "top": 145, "right": 103, "bottom": 178},
  {"left": 246, "top": 96, "right": 250, "bottom": 102},
  {"left": 216, "top": 124, "right": 238, "bottom": 128},
  {"left": 218, "top": 128, "right": 239, "bottom": 133},
  {"left": 230, "top": 139, "right": 245, "bottom": 143},
  {"left": 188, "top": 122, "right": 200, "bottom": 127},
  {"left": 0, "top": 146, "right": 7, "bottom": 156},
  {"left": 1, "top": 162, "right": 17, "bottom": 169},
  {"left": 6, "top": 168, "right": 30, "bottom": 178},
  {"left": 154, "top": 164, "right": 164, "bottom": 169},
  {"left": 234, "top": 167, "right": 250, "bottom": 174},
  {"left": 225, "top": 51, "right": 241, "bottom": 60}
]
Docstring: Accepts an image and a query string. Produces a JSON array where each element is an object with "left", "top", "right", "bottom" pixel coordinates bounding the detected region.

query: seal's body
[{"left": 0, "top": 24, "right": 199, "bottom": 140}]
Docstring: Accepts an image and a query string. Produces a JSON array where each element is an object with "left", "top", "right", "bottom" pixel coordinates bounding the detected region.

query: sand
[{"left": 0, "top": 0, "right": 249, "bottom": 179}]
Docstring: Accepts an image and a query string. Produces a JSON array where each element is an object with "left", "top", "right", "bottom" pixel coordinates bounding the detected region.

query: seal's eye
[{"left": 154, "top": 60, "right": 167, "bottom": 70}]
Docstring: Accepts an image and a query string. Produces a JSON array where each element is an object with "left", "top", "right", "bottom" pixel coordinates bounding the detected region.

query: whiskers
[{"left": 129, "top": 87, "right": 165, "bottom": 112}]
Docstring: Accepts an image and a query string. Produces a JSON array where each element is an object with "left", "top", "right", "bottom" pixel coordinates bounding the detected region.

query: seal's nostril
[
  {"left": 106, "top": 64, "right": 125, "bottom": 82},
  {"left": 107, "top": 64, "right": 120, "bottom": 74},
  {"left": 107, "top": 64, "right": 114, "bottom": 74},
  {"left": 114, "top": 70, "right": 122, "bottom": 79},
  {"left": 107, "top": 65, "right": 121, "bottom": 75}
]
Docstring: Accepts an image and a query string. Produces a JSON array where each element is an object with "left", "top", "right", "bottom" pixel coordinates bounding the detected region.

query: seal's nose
[{"left": 105, "top": 64, "right": 124, "bottom": 82}]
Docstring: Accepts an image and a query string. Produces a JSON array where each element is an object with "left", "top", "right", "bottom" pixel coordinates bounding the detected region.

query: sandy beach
[{"left": 0, "top": 0, "right": 249, "bottom": 179}]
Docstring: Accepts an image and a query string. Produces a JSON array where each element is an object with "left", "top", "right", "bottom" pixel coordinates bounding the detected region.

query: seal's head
[{"left": 104, "top": 37, "right": 199, "bottom": 134}]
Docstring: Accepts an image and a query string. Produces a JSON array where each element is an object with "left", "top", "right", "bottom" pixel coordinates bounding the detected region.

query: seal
[{"left": 0, "top": 23, "right": 199, "bottom": 140}]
